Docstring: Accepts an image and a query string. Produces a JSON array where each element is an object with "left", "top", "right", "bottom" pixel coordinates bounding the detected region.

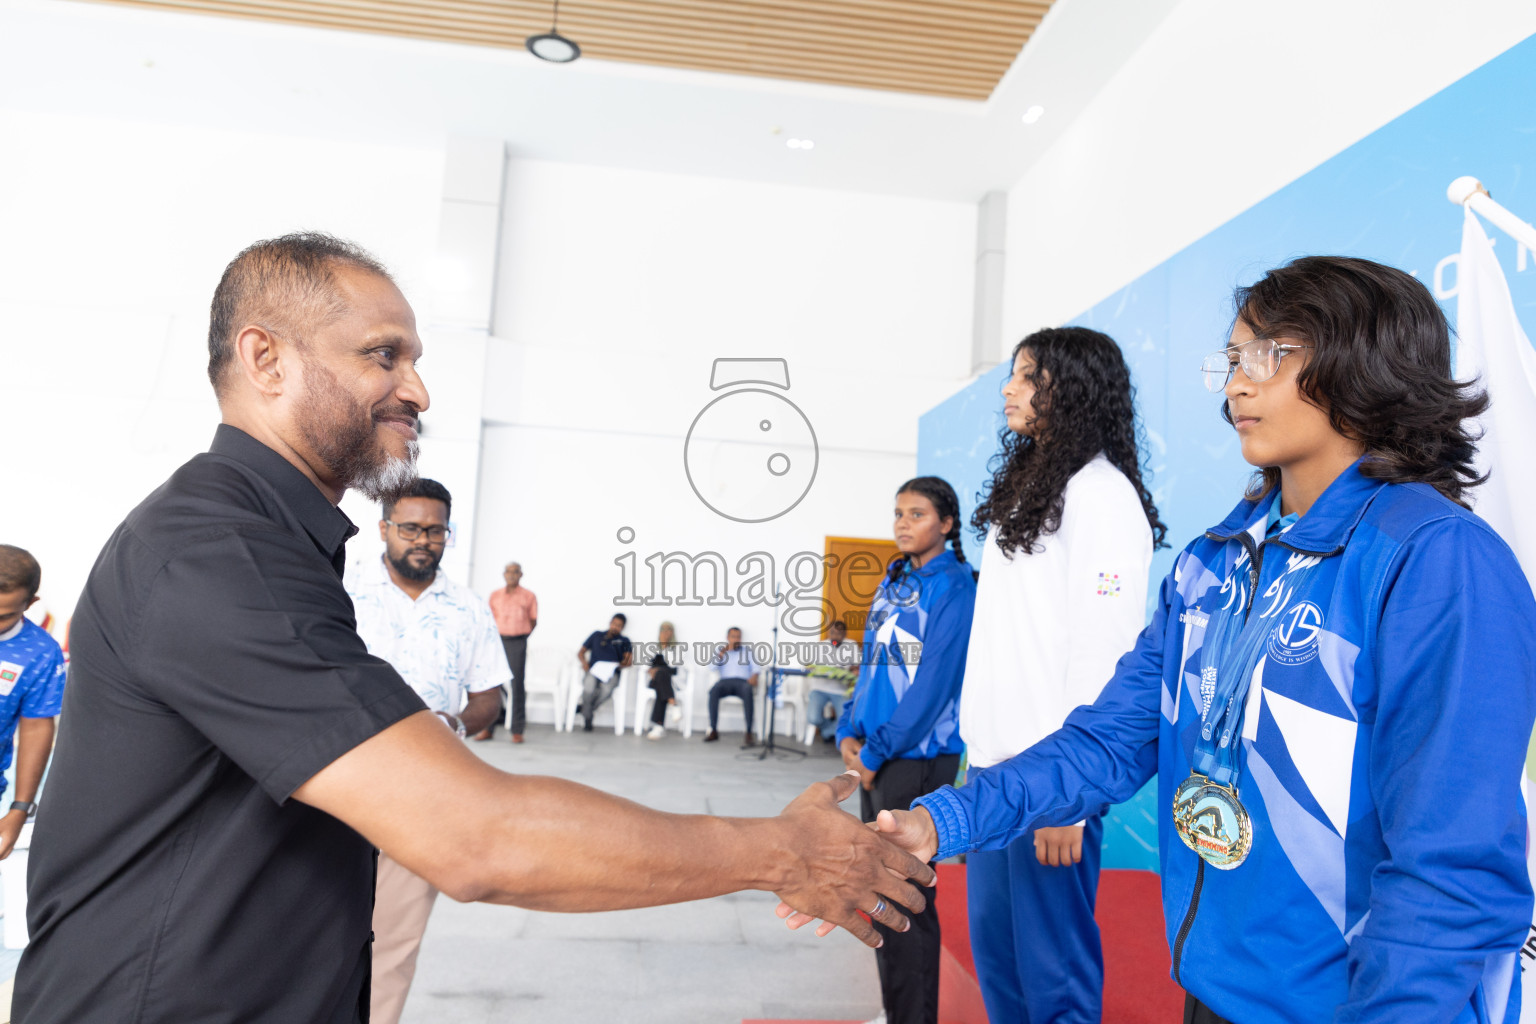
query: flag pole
[{"left": 1448, "top": 176, "right": 1536, "bottom": 252}]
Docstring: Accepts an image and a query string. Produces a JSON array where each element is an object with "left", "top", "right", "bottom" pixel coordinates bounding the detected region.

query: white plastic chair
[
  {"left": 564, "top": 661, "right": 630, "bottom": 735},
  {"left": 775, "top": 670, "right": 808, "bottom": 742},
  {"left": 633, "top": 661, "right": 696, "bottom": 738},
  {"left": 514, "top": 646, "right": 571, "bottom": 733}
]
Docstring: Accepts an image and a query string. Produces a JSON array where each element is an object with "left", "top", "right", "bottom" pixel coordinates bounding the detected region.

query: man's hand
[
  {"left": 0, "top": 809, "right": 26, "bottom": 860},
  {"left": 771, "top": 771, "right": 936, "bottom": 948},
  {"left": 459, "top": 687, "right": 502, "bottom": 738},
  {"left": 1034, "top": 825, "right": 1083, "bottom": 867},
  {"left": 776, "top": 803, "right": 941, "bottom": 937}
]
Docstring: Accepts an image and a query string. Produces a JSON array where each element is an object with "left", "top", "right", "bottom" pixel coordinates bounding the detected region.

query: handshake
[{"left": 771, "top": 769, "right": 940, "bottom": 945}]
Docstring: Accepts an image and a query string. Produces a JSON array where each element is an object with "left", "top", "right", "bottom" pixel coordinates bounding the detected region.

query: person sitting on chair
[
  {"left": 705, "top": 627, "right": 759, "bottom": 748},
  {"left": 806, "top": 619, "right": 858, "bottom": 745},
  {"left": 644, "top": 621, "right": 685, "bottom": 741},
  {"left": 576, "top": 614, "right": 632, "bottom": 732}
]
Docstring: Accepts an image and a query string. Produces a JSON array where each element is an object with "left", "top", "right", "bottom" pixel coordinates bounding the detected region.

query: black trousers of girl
[
  {"left": 859, "top": 754, "right": 961, "bottom": 1024},
  {"left": 648, "top": 664, "right": 675, "bottom": 727}
]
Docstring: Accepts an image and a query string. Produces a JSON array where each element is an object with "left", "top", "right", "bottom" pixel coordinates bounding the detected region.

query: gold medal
[{"left": 1172, "top": 772, "right": 1253, "bottom": 870}]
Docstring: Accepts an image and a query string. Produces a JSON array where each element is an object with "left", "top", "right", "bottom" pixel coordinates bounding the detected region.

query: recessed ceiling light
[
  {"left": 526, "top": 0, "right": 580, "bottom": 63},
  {"left": 1021, "top": 105, "right": 1045, "bottom": 125},
  {"left": 786, "top": 138, "right": 814, "bottom": 150}
]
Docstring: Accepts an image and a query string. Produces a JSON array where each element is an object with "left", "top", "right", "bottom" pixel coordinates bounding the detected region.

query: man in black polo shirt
[
  {"left": 577, "top": 612, "right": 633, "bottom": 731},
  {"left": 13, "top": 233, "right": 933, "bottom": 1024}
]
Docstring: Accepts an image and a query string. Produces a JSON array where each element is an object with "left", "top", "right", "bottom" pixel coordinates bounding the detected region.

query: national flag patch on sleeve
[{"left": 1096, "top": 573, "right": 1122, "bottom": 597}]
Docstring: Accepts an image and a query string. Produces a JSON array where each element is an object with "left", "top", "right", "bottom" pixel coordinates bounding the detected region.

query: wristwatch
[
  {"left": 10, "top": 801, "right": 36, "bottom": 818},
  {"left": 438, "top": 712, "right": 466, "bottom": 738}
]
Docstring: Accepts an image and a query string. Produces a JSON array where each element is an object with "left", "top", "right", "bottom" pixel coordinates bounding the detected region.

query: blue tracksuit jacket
[
  {"left": 838, "top": 549, "right": 976, "bottom": 772},
  {"left": 915, "top": 462, "right": 1536, "bottom": 1024}
]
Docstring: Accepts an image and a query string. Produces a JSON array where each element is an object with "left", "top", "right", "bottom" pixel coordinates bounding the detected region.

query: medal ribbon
[{"left": 1193, "top": 504, "right": 1313, "bottom": 789}]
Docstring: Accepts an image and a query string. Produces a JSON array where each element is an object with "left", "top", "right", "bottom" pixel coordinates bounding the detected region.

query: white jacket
[{"left": 959, "top": 455, "right": 1153, "bottom": 770}]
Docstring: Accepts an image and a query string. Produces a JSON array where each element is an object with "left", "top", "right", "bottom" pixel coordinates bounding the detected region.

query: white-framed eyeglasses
[{"left": 1200, "top": 338, "right": 1312, "bottom": 393}]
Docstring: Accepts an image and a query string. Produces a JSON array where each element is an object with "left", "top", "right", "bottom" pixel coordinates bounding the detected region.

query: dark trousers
[
  {"left": 708, "top": 677, "right": 754, "bottom": 734},
  {"left": 967, "top": 808, "right": 1104, "bottom": 1023},
  {"left": 859, "top": 754, "right": 960, "bottom": 1024},
  {"left": 1183, "top": 994, "right": 1234, "bottom": 1024},
  {"left": 649, "top": 671, "right": 676, "bottom": 726},
  {"left": 498, "top": 634, "right": 529, "bottom": 735}
]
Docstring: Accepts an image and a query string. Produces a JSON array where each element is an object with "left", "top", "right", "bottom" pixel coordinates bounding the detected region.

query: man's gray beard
[{"left": 350, "top": 440, "right": 420, "bottom": 503}]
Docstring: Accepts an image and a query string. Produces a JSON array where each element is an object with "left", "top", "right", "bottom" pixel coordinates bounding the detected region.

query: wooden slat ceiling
[{"left": 86, "top": 0, "right": 1054, "bottom": 100}]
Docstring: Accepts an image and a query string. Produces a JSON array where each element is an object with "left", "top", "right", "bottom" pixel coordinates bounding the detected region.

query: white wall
[
  {"left": 0, "top": 108, "right": 445, "bottom": 620},
  {"left": 471, "top": 158, "right": 977, "bottom": 715},
  {"left": 1000, "top": 0, "right": 1536, "bottom": 349}
]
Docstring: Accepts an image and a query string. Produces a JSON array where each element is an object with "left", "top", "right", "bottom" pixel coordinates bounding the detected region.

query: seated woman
[{"left": 644, "top": 621, "right": 683, "bottom": 740}]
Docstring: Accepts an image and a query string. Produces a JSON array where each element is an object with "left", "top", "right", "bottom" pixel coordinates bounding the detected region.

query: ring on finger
[{"left": 870, "top": 898, "right": 887, "bottom": 917}]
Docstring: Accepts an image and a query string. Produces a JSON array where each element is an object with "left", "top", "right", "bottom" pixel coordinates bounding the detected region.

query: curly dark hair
[
  {"left": 1228, "top": 256, "right": 1487, "bottom": 507},
  {"left": 972, "top": 326, "right": 1168, "bottom": 557}
]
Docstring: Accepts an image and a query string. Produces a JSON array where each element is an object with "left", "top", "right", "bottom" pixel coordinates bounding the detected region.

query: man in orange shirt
[{"left": 480, "top": 562, "right": 538, "bottom": 743}]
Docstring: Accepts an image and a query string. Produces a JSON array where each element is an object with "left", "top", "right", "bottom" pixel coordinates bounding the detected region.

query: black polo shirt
[
  {"left": 14, "top": 425, "right": 427, "bottom": 1024},
  {"left": 581, "top": 630, "right": 632, "bottom": 668}
]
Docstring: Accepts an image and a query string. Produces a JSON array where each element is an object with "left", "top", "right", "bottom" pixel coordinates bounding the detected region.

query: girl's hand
[
  {"left": 838, "top": 738, "right": 876, "bottom": 790},
  {"left": 838, "top": 737, "right": 863, "bottom": 773},
  {"left": 1034, "top": 825, "right": 1084, "bottom": 867}
]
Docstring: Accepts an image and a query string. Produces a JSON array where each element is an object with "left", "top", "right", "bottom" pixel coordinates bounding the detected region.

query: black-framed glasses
[
  {"left": 1200, "top": 338, "right": 1312, "bottom": 393},
  {"left": 386, "top": 521, "right": 452, "bottom": 544}
]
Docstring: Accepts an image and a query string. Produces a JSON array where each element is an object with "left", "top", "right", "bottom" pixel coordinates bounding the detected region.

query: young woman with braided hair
[
  {"left": 961, "top": 325, "right": 1167, "bottom": 1024},
  {"left": 836, "top": 475, "right": 977, "bottom": 1024}
]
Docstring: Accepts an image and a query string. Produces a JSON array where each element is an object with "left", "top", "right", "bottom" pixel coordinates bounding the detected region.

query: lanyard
[{"left": 1192, "top": 498, "right": 1306, "bottom": 788}]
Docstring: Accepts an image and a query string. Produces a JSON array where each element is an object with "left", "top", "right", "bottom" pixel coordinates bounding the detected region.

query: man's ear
[
  {"left": 232, "top": 325, "right": 290, "bottom": 398},
  {"left": 25, "top": 595, "right": 38, "bottom": 611},
  {"left": 378, "top": 520, "right": 389, "bottom": 543}
]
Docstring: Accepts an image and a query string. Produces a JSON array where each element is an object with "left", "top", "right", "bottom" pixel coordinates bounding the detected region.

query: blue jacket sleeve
[
  {"left": 915, "top": 563, "right": 1172, "bottom": 860},
  {"left": 1336, "top": 520, "right": 1535, "bottom": 1024},
  {"left": 835, "top": 691, "right": 858, "bottom": 746},
  {"left": 835, "top": 631, "right": 881, "bottom": 746},
  {"left": 859, "top": 587, "right": 973, "bottom": 773}
]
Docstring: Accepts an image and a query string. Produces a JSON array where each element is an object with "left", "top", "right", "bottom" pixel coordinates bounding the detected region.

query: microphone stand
[{"left": 757, "top": 582, "right": 806, "bottom": 761}]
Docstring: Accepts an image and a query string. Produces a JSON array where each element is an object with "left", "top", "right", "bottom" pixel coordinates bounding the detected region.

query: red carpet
[{"left": 746, "top": 865, "right": 1183, "bottom": 1024}]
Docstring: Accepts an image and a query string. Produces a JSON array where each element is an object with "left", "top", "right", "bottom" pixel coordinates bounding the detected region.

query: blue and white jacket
[
  {"left": 838, "top": 549, "right": 976, "bottom": 773},
  {"left": 915, "top": 462, "right": 1536, "bottom": 1024}
]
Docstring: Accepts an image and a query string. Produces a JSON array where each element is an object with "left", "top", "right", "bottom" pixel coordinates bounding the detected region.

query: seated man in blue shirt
[
  {"left": 576, "top": 614, "right": 633, "bottom": 733},
  {"left": 706, "top": 627, "right": 760, "bottom": 748},
  {"left": 0, "top": 546, "right": 67, "bottom": 859}
]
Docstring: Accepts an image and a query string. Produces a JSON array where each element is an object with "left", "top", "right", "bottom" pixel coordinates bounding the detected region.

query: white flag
[
  {"left": 1457, "top": 206, "right": 1536, "bottom": 1022},
  {"left": 1455, "top": 206, "right": 1536, "bottom": 594}
]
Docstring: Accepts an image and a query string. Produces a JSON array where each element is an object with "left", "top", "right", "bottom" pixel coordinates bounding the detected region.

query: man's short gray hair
[{"left": 206, "top": 232, "right": 392, "bottom": 395}]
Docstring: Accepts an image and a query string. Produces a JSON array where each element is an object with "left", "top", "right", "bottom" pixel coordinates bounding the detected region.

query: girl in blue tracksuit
[
  {"left": 837, "top": 475, "right": 977, "bottom": 1024},
  {"left": 871, "top": 256, "right": 1536, "bottom": 1024}
]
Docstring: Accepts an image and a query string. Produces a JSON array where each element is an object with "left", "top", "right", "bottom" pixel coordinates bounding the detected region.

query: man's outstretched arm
[{"left": 293, "top": 710, "right": 934, "bottom": 947}]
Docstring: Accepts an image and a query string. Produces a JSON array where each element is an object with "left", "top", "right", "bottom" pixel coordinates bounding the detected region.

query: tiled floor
[{"left": 400, "top": 724, "right": 882, "bottom": 1024}]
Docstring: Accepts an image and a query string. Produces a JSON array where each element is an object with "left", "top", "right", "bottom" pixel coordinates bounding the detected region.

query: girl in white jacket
[{"left": 961, "top": 326, "right": 1166, "bottom": 1023}]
